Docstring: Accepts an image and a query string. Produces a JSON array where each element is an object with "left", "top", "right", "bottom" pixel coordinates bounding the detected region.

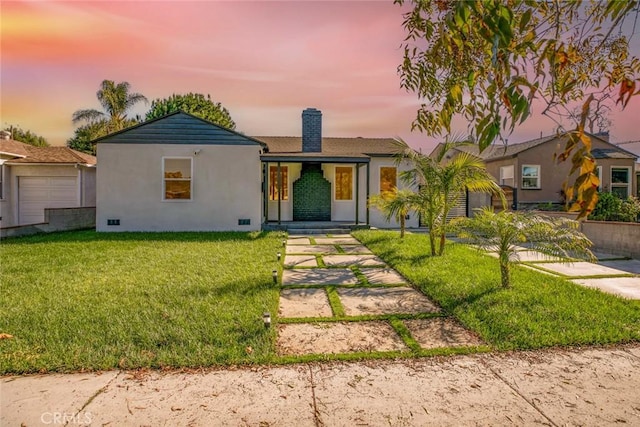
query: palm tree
[
  {"left": 395, "top": 138, "right": 506, "bottom": 256},
  {"left": 369, "top": 188, "right": 418, "bottom": 238},
  {"left": 72, "top": 80, "right": 147, "bottom": 134},
  {"left": 453, "top": 207, "right": 595, "bottom": 288}
]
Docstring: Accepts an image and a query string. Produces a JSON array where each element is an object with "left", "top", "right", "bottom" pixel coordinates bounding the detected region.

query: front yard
[
  {"left": 2, "top": 229, "right": 640, "bottom": 374},
  {"left": 0, "top": 231, "right": 281, "bottom": 374},
  {"left": 353, "top": 230, "right": 640, "bottom": 350}
]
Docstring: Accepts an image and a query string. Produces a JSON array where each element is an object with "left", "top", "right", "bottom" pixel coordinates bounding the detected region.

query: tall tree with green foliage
[
  {"left": 2, "top": 125, "right": 49, "bottom": 147},
  {"left": 454, "top": 207, "right": 595, "bottom": 288},
  {"left": 369, "top": 188, "right": 419, "bottom": 238},
  {"left": 145, "top": 93, "right": 236, "bottom": 130},
  {"left": 66, "top": 121, "right": 108, "bottom": 155},
  {"left": 395, "top": 138, "right": 505, "bottom": 256},
  {"left": 397, "top": 0, "right": 640, "bottom": 218},
  {"left": 72, "top": 80, "right": 147, "bottom": 134},
  {"left": 70, "top": 80, "right": 147, "bottom": 154}
]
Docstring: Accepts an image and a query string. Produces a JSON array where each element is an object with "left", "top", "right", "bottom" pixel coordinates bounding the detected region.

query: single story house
[
  {"left": 0, "top": 133, "right": 97, "bottom": 227},
  {"left": 435, "top": 132, "right": 638, "bottom": 210},
  {"left": 95, "top": 109, "right": 417, "bottom": 232}
]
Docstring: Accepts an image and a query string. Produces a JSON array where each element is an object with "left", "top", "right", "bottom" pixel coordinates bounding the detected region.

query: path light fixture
[
  {"left": 272, "top": 270, "right": 278, "bottom": 284},
  {"left": 277, "top": 251, "right": 282, "bottom": 261},
  {"left": 282, "top": 239, "right": 286, "bottom": 247},
  {"left": 263, "top": 312, "right": 271, "bottom": 328}
]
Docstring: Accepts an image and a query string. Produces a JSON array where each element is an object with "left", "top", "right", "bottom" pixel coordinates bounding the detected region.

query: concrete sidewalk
[{"left": 2, "top": 345, "right": 639, "bottom": 426}]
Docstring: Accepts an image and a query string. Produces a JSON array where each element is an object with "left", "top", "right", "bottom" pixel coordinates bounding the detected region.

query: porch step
[
  {"left": 262, "top": 222, "right": 369, "bottom": 234},
  {"left": 287, "top": 228, "right": 352, "bottom": 235}
]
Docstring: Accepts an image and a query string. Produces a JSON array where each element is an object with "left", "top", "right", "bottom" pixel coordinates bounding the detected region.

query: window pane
[
  {"left": 269, "top": 166, "right": 288, "bottom": 201},
  {"left": 380, "top": 167, "right": 397, "bottom": 193},
  {"left": 522, "top": 177, "right": 539, "bottom": 189},
  {"left": 522, "top": 166, "right": 538, "bottom": 177},
  {"left": 164, "top": 158, "right": 192, "bottom": 200},
  {"left": 164, "top": 158, "right": 191, "bottom": 178},
  {"left": 335, "top": 167, "right": 353, "bottom": 200},
  {"left": 611, "top": 186, "right": 628, "bottom": 199},
  {"left": 165, "top": 180, "right": 191, "bottom": 199},
  {"left": 611, "top": 168, "right": 629, "bottom": 184},
  {"left": 500, "top": 165, "right": 514, "bottom": 180}
]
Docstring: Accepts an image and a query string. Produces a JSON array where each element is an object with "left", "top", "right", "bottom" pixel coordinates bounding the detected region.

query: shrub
[{"left": 589, "top": 192, "right": 640, "bottom": 222}]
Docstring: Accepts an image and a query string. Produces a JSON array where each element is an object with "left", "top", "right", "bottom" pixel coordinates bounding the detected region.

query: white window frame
[
  {"left": 521, "top": 164, "right": 541, "bottom": 189},
  {"left": 379, "top": 166, "right": 398, "bottom": 194},
  {"left": 334, "top": 165, "right": 354, "bottom": 202},
  {"left": 595, "top": 165, "right": 602, "bottom": 191},
  {"left": 162, "top": 157, "right": 193, "bottom": 202},
  {"left": 610, "top": 166, "right": 631, "bottom": 199},
  {"left": 499, "top": 165, "right": 514, "bottom": 186}
]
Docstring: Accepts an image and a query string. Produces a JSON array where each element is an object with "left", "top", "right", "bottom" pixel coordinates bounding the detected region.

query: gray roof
[
  {"left": 591, "top": 148, "right": 638, "bottom": 160},
  {"left": 95, "top": 111, "right": 264, "bottom": 146},
  {"left": 436, "top": 133, "right": 638, "bottom": 162},
  {"left": 254, "top": 136, "right": 399, "bottom": 162}
]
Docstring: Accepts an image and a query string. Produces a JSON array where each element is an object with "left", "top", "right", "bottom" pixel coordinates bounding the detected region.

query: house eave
[{"left": 260, "top": 155, "right": 370, "bottom": 163}]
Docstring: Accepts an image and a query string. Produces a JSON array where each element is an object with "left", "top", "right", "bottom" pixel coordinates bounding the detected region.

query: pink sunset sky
[{"left": 1, "top": 0, "right": 639, "bottom": 154}]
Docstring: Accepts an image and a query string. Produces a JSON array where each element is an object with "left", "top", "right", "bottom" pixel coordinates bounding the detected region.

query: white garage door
[{"left": 19, "top": 176, "right": 78, "bottom": 225}]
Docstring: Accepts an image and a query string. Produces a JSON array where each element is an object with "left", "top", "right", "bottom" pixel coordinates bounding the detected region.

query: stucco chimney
[
  {"left": 0, "top": 130, "right": 11, "bottom": 140},
  {"left": 302, "top": 108, "right": 322, "bottom": 152}
]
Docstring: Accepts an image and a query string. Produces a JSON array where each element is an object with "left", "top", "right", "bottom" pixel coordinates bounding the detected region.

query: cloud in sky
[{"left": 1, "top": 0, "right": 638, "bottom": 153}]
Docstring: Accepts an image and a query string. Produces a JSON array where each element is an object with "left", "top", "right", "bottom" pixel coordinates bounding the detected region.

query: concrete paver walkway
[
  {"left": 3, "top": 345, "right": 639, "bottom": 426},
  {"left": 487, "top": 246, "right": 640, "bottom": 299},
  {"left": 278, "top": 233, "right": 482, "bottom": 356}
]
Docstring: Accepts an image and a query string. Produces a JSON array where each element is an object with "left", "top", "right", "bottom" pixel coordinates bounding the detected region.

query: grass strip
[
  {"left": 326, "top": 286, "right": 346, "bottom": 317},
  {"left": 389, "top": 318, "right": 422, "bottom": 352},
  {"left": 350, "top": 266, "right": 369, "bottom": 285}
]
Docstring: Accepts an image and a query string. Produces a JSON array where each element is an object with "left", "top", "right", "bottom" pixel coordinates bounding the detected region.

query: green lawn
[
  {"left": 3, "top": 229, "right": 639, "bottom": 374},
  {"left": 0, "top": 231, "right": 282, "bottom": 374},
  {"left": 353, "top": 230, "right": 640, "bottom": 350}
]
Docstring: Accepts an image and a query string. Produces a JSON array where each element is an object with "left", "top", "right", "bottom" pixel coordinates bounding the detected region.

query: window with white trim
[
  {"left": 335, "top": 166, "right": 353, "bottom": 201},
  {"left": 163, "top": 158, "right": 192, "bottom": 200},
  {"left": 521, "top": 165, "right": 540, "bottom": 189},
  {"left": 611, "top": 166, "right": 630, "bottom": 199},
  {"left": 499, "top": 165, "right": 514, "bottom": 186}
]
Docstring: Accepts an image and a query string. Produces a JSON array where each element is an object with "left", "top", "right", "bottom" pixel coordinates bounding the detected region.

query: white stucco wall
[
  {"left": 97, "top": 143, "right": 262, "bottom": 232},
  {"left": 368, "top": 157, "right": 420, "bottom": 229}
]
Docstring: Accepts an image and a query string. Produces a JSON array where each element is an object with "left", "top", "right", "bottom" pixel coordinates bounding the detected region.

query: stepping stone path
[
  {"left": 482, "top": 246, "right": 640, "bottom": 300},
  {"left": 277, "top": 233, "right": 483, "bottom": 356}
]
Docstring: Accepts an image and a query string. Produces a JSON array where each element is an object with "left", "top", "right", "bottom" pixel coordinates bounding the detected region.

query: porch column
[
  {"left": 277, "top": 162, "right": 282, "bottom": 225},
  {"left": 262, "top": 162, "right": 268, "bottom": 223},
  {"left": 355, "top": 163, "right": 360, "bottom": 224},
  {"left": 366, "top": 162, "right": 370, "bottom": 225}
]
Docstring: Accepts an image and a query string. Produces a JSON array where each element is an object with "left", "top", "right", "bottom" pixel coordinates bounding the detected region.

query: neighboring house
[
  {"left": 95, "top": 109, "right": 417, "bottom": 232},
  {"left": 435, "top": 132, "right": 638, "bottom": 210},
  {"left": 0, "top": 132, "right": 97, "bottom": 227}
]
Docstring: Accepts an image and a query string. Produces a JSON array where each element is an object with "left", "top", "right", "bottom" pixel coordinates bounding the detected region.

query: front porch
[{"left": 261, "top": 221, "right": 370, "bottom": 234}]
